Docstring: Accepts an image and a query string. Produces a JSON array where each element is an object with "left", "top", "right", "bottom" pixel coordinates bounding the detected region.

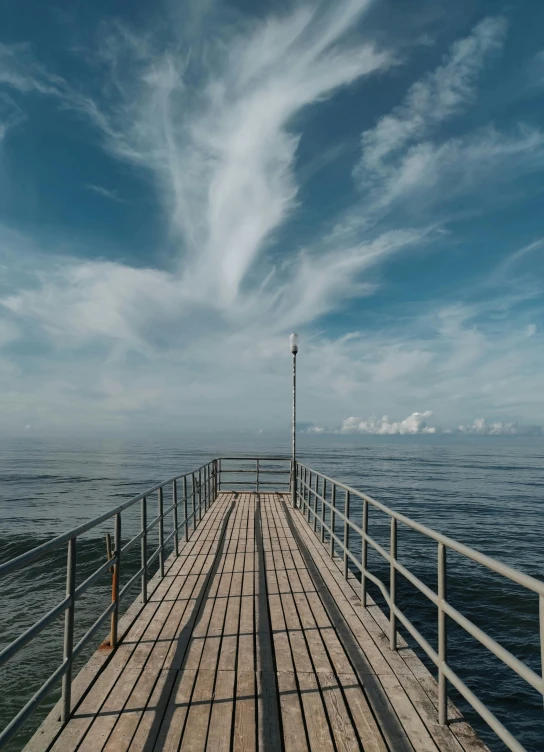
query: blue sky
[{"left": 0, "top": 0, "right": 544, "bottom": 436}]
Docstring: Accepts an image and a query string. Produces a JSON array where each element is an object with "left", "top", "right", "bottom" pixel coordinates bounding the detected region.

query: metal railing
[
  {"left": 217, "top": 457, "right": 291, "bottom": 493},
  {"left": 0, "top": 459, "right": 219, "bottom": 749},
  {"left": 294, "top": 462, "right": 544, "bottom": 752}
]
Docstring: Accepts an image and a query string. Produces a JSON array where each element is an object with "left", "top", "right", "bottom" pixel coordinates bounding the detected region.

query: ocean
[{"left": 0, "top": 435, "right": 542, "bottom": 751}]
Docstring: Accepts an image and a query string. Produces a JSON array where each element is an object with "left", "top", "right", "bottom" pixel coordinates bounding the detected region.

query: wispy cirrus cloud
[
  {"left": 358, "top": 16, "right": 508, "bottom": 176},
  {"left": 85, "top": 184, "right": 125, "bottom": 202}
]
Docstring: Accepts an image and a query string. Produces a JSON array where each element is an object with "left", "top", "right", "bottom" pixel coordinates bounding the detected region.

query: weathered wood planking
[{"left": 25, "top": 493, "right": 487, "bottom": 752}]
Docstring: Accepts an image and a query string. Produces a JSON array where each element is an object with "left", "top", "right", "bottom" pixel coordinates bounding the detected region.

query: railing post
[
  {"left": 183, "top": 476, "right": 189, "bottom": 542},
  {"left": 218, "top": 459, "right": 222, "bottom": 494},
  {"left": 141, "top": 497, "right": 147, "bottom": 603},
  {"left": 158, "top": 487, "right": 164, "bottom": 578},
  {"left": 173, "top": 480, "right": 179, "bottom": 556},
  {"left": 213, "top": 460, "right": 218, "bottom": 501},
  {"left": 192, "top": 472, "right": 196, "bottom": 529},
  {"left": 330, "top": 484, "right": 336, "bottom": 558},
  {"left": 198, "top": 468, "right": 202, "bottom": 522},
  {"left": 61, "top": 537, "right": 77, "bottom": 722},
  {"left": 321, "top": 479, "right": 326, "bottom": 543},
  {"left": 111, "top": 512, "right": 121, "bottom": 647},
  {"left": 361, "top": 499, "right": 368, "bottom": 607},
  {"left": 438, "top": 542, "right": 448, "bottom": 723},
  {"left": 313, "top": 476, "right": 318, "bottom": 533},
  {"left": 306, "top": 472, "right": 311, "bottom": 521},
  {"left": 390, "top": 516, "right": 397, "bottom": 651},
  {"left": 343, "top": 490, "right": 350, "bottom": 579},
  {"left": 303, "top": 468, "right": 308, "bottom": 515},
  {"left": 256, "top": 459, "right": 259, "bottom": 494}
]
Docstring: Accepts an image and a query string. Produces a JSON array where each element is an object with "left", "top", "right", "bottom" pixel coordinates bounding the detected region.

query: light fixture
[{"left": 290, "top": 332, "right": 299, "bottom": 354}]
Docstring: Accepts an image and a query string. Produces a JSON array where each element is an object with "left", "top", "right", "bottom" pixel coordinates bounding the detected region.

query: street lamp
[{"left": 290, "top": 333, "right": 299, "bottom": 507}]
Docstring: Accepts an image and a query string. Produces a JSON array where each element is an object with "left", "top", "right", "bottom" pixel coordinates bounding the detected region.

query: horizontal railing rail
[
  {"left": 217, "top": 456, "right": 291, "bottom": 493},
  {"left": 0, "top": 458, "right": 221, "bottom": 749},
  {"left": 294, "top": 462, "right": 544, "bottom": 752}
]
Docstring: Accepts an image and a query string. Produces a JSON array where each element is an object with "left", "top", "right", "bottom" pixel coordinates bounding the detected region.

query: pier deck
[{"left": 27, "top": 492, "right": 486, "bottom": 752}]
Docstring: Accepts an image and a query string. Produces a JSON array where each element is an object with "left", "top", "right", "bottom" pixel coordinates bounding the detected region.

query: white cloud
[
  {"left": 358, "top": 16, "right": 508, "bottom": 176},
  {"left": 457, "top": 418, "right": 543, "bottom": 436},
  {"left": 305, "top": 425, "right": 326, "bottom": 434},
  {"left": 85, "top": 184, "right": 125, "bottom": 202},
  {"left": 339, "top": 411, "right": 437, "bottom": 434}
]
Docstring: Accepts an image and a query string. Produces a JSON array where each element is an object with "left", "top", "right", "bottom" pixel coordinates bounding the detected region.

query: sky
[{"left": 0, "top": 0, "right": 544, "bottom": 437}]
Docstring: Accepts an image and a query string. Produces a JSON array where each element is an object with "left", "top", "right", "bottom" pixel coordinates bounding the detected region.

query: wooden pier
[{"left": 26, "top": 493, "right": 487, "bottom": 752}]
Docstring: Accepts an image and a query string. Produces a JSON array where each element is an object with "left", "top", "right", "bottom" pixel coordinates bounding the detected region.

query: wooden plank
[
  {"left": 260, "top": 498, "right": 308, "bottom": 749},
  {"left": 233, "top": 670, "right": 256, "bottom": 752},
  {"left": 170, "top": 496, "right": 245, "bottom": 750},
  {"left": 269, "top": 498, "right": 380, "bottom": 752},
  {"left": 270, "top": 500, "right": 392, "bottom": 752},
  {"left": 277, "top": 671, "right": 309, "bottom": 752},
  {"left": 263, "top": 497, "right": 335, "bottom": 752},
  {"left": 206, "top": 670, "right": 236, "bottom": 752},
  {"left": 129, "top": 669, "right": 177, "bottom": 751},
  {"left": 254, "top": 497, "right": 282, "bottom": 751},
  {"left": 151, "top": 498, "right": 244, "bottom": 752},
  {"left": 153, "top": 669, "right": 197, "bottom": 752}
]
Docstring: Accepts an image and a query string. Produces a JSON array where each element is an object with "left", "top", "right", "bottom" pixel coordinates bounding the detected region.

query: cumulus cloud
[
  {"left": 305, "top": 425, "right": 326, "bottom": 434},
  {"left": 457, "top": 418, "right": 544, "bottom": 436},
  {"left": 307, "top": 412, "right": 544, "bottom": 437},
  {"left": 339, "top": 411, "right": 437, "bottom": 434}
]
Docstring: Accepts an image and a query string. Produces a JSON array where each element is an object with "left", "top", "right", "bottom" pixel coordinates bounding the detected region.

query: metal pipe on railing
[
  {"left": 321, "top": 479, "right": 326, "bottom": 543},
  {"left": 298, "top": 464, "right": 544, "bottom": 596},
  {"left": 330, "top": 483, "right": 336, "bottom": 559},
  {"left": 390, "top": 517, "right": 397, "bottom": 651},
  {"left": 343, "top": 490, "right": 350, "bottom": 579},
  {"left": 313, "top": 475, "right": 318, "bottom": 533},
  {"left": 110, "top": 513, "right": 121, "bottom": 647},
  {"left": 141, "top": 497, "right": 147, "bottom": 604},
  {"left": 61, "top": 538, "right": 76, "bottom": 722},
  {"left": 360, "top": 498, "right": 368, "bottom": 607},
  {"left": 256, "top": 459, "right": 259, "bottom": 494},
  {"left": 158, "top": 487, "right": 164, "bottom": 578},
  {"left": 192, "top": 472, "right": 196, "bottom": 529},
  {"left": 173, "top": 480, "right": 179, "bottom": 557},
  {"left": 198, "top": 468, "right": 202, "bottom": 523},
  {"left": 438, "top": 542, "right": 448, "bottom": 724},
  {"left": 183, "top": 476, "right": 189, "bottom": 542}
]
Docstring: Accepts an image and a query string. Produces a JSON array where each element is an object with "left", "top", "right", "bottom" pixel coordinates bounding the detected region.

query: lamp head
[{"left": 290, "top": 332, "right": 299, "bottom": 354}]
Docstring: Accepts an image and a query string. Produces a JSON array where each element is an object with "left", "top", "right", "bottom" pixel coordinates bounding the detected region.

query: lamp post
[{"left": 290, "top": 333, "right": 299, "bottom": 507}]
